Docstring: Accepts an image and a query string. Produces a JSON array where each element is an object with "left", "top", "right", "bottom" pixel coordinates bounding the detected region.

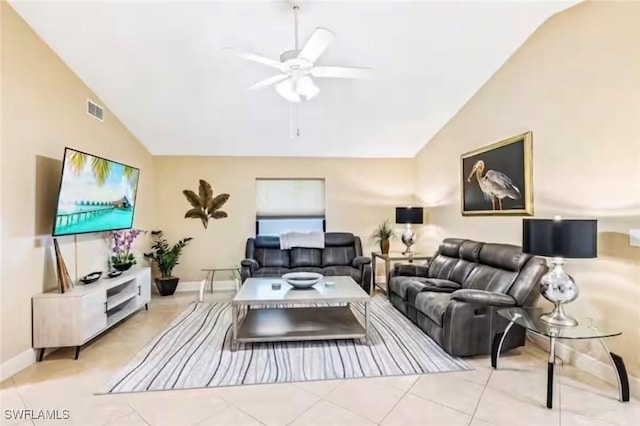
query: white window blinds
[{"left": 256, "top": 179, "right": 325, "bottom": 217}]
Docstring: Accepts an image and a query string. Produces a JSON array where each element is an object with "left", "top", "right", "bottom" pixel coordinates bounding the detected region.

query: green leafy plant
[
  {"left": 144, "top": 231, "right": 193, "bottom": 277},
  {"left": 183, "top": 179, "right": 229, "bottom": 229},
  {"left": 372, "top": 219, "right": 396, "bottom": 242}
]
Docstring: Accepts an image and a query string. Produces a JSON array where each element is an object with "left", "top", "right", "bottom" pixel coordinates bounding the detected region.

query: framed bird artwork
[{"left": 461, "top": 132, "right": 533, "bottom": 216}]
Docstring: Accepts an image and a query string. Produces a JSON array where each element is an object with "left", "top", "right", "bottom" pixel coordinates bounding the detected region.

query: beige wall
[
  {"left": 0, "top": 3, "right": 155, "bottom": 363},
  {"left": 153, "top": 157, "right": 414, "bottom": 282},
  {"left": 413, "top": 1, "right": 640, "bottom": 376}
]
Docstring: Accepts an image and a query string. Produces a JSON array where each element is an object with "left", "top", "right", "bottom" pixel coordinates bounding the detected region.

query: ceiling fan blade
[
  {"left": 223, "top": 48, "right": 285, "bottom": 71},
  {"left": 311, "top": 66, "right": 372, "bottom": 79},
  {"left": 248, "top": 74, "right": 289, "bottom": 90},
  {"left": 298, "top": 27, "right": 335, "bottom": 64}
]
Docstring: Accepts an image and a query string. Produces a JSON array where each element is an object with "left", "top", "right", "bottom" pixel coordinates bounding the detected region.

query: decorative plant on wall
[{"left": 182, "top": 179, "right": 229, "bottom": 229}]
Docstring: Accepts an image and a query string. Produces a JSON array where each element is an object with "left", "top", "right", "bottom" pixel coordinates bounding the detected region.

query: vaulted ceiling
[{"left": 10, "top": 0, "right": 577, "bottom": 157}]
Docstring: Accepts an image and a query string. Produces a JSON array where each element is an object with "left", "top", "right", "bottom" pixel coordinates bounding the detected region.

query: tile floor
[{"left": 1, "top": 292, "right": 638, "bottom": 426}]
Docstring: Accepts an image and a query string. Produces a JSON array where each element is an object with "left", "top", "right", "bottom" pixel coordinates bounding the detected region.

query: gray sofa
[
  {"left": 388, "top": 238, "right": 547, "bottom": 357},
  {"left": 241, "top": 232, "right": 372, "bottom": 293}
]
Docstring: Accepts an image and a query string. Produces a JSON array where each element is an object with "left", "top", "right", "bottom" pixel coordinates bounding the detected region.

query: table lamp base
[
  {"left": 540, "top": 304, "right": 578, "bottom": 327},
  {"left": 539, "top": 257, "right": 579, "bottom": 327},
  {"left": 401, "top": 225, "right": 415, "bottom": 255}
]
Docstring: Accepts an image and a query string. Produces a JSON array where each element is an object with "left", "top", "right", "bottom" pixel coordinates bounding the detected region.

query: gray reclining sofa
[
  {"left": 388, "top": 238, "right": 547, "bottom": 357},
  {"left": 241, "top": 232, "right": 372, "bottom": 293}
]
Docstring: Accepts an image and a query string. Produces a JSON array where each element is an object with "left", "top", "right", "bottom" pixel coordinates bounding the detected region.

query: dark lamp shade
[
  {"left": 395, "top": 207, "right": 424, "bottom": 224},
  {"left": 522, "top": 219, "right": 597, "bottom": 258}
]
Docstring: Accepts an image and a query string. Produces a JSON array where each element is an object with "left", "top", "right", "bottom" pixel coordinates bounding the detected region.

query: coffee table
[{"left": 231, "top": 276, "right": 371, "bottom": 350}]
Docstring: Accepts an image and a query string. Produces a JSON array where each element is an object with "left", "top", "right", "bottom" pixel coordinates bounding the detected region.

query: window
[{"left": 255, "top": 179, "right": 325, "bottom": 236}]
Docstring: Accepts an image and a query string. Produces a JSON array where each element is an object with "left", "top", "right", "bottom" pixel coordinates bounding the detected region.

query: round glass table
[
  {"left": 199, "top": 267, "right": 240, "bottom": 302},
  {"left": 493, "top": 307, "right": 628, "bottom": 409}
]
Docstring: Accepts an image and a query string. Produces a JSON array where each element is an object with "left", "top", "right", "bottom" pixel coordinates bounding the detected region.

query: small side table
[
  {"left": 493, "top": 307, "right": 629, "bottom": 409},
  {"left": 200, "top": 267, "right": 240, "bottom": 302},
  {"left": 371, "top": 251, "right": 430, "bottom": 294}
]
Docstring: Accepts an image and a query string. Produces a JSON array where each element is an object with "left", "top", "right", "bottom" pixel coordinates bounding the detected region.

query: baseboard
[
  {"left": 0, "top": 348, "right": 36, "bottom": 382},
  {"left": 173, "top": 280, "right": 237, "bottom": 293},
  {"left": 528, "top": 332, "right": 639, "bottom": 398}
]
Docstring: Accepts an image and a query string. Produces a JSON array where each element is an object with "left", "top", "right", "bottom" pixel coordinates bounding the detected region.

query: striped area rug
[{"left": 103, "top": 296, "right": 470, "bottom": 393}]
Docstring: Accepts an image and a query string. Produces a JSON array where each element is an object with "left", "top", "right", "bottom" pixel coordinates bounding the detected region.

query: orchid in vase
[{"left": 109, "top": 229, "right": 145, "bottom": 271}]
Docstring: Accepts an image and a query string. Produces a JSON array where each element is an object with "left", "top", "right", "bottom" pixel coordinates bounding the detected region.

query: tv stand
[{"left": 32, "top": 267, "right": 151, "bottom": 360}]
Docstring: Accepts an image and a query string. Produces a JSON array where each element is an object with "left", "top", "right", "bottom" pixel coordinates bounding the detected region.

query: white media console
[{"left": 32, "top": 267, "right": 151, "bottom": 360}]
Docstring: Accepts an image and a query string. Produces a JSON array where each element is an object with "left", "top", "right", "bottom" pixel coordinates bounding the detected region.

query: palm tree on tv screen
[
  {"left": 123, "top": 166, "right": 138, "bottom": 195},
  {"left": 68, "top": 151, "right": 112, "bottom": 186}
]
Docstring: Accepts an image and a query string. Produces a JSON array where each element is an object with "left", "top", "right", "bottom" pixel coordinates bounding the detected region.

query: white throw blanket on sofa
[{"left": 279, "top": 232, "right": 325, "bottom": 250}]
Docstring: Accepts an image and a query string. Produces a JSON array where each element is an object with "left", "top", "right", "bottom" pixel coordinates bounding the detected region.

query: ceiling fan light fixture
[
  {"left": 275, "top": 79, "right": 301, "bottom": 103},
  {"left": 296, "top": 76, "right": 319, "bottom": 100}
]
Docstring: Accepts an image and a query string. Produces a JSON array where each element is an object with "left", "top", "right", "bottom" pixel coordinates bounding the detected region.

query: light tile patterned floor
[{"left": 1, "top": 292, "right": 638, "bottom": 426}]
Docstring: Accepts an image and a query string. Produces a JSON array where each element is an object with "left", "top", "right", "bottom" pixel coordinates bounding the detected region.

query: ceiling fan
[{"left": 224, "top": 4, "right": 371, "bottom": 103}]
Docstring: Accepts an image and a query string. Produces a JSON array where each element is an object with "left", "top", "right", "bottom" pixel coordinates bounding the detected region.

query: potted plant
[
  {"left": 373, "top": 219, "right": 395, "bottom": 255},
  {"left": 144, "top": 231, "right": 193, "bottom": 296},
  {"left": 109, "top": 229, "right": 145, "bottom": 271}
]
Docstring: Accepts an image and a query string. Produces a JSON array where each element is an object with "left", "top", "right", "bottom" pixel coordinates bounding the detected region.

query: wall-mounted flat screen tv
[{"left": 52, "top": 148, "right": 140, "bottom": 236}]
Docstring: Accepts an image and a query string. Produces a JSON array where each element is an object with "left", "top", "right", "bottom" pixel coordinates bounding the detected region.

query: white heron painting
[
  {"left": 467, "top": 160, "right": 521, "bottom": 210},
  {"left": 461, "top": 132, "right": 533, "bottom": 216}
]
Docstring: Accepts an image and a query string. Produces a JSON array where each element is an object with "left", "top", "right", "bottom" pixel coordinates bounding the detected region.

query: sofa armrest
[
  {"left": 390, "top": 263, "right": 429, "bottom": 279},
  {"left": 352, "top": 256, "right": 371, "bottom": 268},
  {"left": 451, "top": 289, "right": 517, "bottom": 307},
  {"left": 361, "top": 264, "right": 372, "bottom": 294},
  {"left": 422, "top": 279, "right": 461, "bottom": 293},
  {"left": 240, "top": 259, "right": 259, "bottom": 283},
  {"left": 241, "top": 259, "right": 259, "bottom": 271}
]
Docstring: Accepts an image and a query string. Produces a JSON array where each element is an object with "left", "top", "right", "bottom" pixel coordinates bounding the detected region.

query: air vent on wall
[{"left": 86, "top": 99, "right": 104, "bottom": 122}]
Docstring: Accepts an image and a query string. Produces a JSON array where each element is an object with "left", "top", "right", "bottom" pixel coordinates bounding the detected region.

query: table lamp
[
  {"left": 522, "top": 217, "right": 597, "bottom": 327},
  {"left": 395, "top": 207, "right": 424, "bottom": 254}
]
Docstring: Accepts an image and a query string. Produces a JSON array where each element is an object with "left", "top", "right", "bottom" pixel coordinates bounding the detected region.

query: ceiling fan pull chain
[
  {"left": 289, "top": 103, "right": 295, "bottom": 138},
  {"left": 289, "top": 104, "right": 293, "bottom": 138},
  {"left": 288, "top": 103, "right": 301, "bottom": 138}
]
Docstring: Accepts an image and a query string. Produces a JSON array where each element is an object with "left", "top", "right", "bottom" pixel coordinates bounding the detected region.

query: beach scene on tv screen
[{"left": 53, "top": 150, "right": 139, "bottom": 236}]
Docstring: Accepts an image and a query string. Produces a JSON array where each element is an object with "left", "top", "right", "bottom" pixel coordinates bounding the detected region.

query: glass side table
[
  {"left": 493, "top": 307, "right": 629, "bottom": 409},
  {"left": 199, "top": 267, "right": 240, "bottom": 302}
]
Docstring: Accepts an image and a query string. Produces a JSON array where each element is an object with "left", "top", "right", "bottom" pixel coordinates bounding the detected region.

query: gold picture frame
[{"left": 461, "top": 131, "right": 533, "bottom": 216}]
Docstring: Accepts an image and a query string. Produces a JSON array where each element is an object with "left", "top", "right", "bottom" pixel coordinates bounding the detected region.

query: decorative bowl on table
[
  {"left": 107, "top": 270, "right": 123, "bottom": 279},
  {"left": 79, "top": 271, "right": 102, "bottom": 284},
  {"left": 112, "top": 262, "right": 133, "bottom": 272},
  {"left": 282, "top": 272, "right": 323, "bottom": 289}
]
